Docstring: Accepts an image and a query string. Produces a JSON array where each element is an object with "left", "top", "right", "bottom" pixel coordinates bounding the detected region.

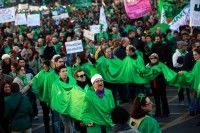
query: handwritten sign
[
  {"left": 83, "top": 30, "right": 95, "bottom": 41},
  {"left": 65, "top": 40, "right": 83, "bottom": 54}
]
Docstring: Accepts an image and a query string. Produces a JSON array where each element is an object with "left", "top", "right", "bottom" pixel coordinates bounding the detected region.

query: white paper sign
[
  {"left": 29, "top": 5, "right": 40, "bottom": 11},
  {"left": 83, "top": 30, "right": 95, "bottom": 41},
  {"left": 15, "top": 13, "right": 27, "bottom": 25},
  {"left": 65, "top": 40, "right": 83, "bottom": 54},
  {"left": 27, "top": 14, "right": 40, "bottom": 26},
  {"left": 18, "top": 4, "right": 29, "bottom": 10},
  {"left": 190, "top": 0, "right": 200, "bottom": 26},
  {"left": 59, "top": 13, "right": 69, "bottom": 19},
  {"left": 90, "top": 25, "right": 100, "bottom": 34},
  {"left": 52, "top": 15, "right": 61, "bottom": 25},
  {"left": 0, "top": 7, "right": 16, "bottom": 23}
]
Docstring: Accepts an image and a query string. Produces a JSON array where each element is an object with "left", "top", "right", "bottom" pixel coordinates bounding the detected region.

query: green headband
[{"left": 137, "top": 93, "right": 145, "bottom": 103}]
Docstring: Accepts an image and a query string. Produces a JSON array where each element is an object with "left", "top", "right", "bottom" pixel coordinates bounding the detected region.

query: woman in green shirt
[{"left": 129, "top": 93, "right": 161, "bottom": 133}]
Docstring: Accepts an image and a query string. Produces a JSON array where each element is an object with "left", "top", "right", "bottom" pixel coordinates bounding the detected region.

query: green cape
[
  {"left": 82, "top": 86, "right": 115, "bottom": 126},
  {"left": 32, "top": 68, "right": 53, "bottom": 101}
]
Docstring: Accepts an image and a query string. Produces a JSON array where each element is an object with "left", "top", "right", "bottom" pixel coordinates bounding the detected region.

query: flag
[
  {"left": 159, "top": 0, "right": 167, "bottom": 24},
  {"left": 99, "top": 6, "right": 108, "bottom": 32},
  {"left": 158, "top": 0, "right": 189, "bottom": 20},
  {"left": 124, "top": 0, "right": 151, "bottom": 19},
  {"left": 160, "top": 6, "right": 167, "bottom": 24},
  {"left": 190, "top": 0, "right": 200, "bottom": 26},
  {"left": 169, "top": 4, "right": 190, "bottom": 31}
]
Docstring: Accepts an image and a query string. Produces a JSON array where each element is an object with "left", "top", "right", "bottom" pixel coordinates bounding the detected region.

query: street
[{"left": 32, "top": 86, "right": 200, "bottom": 133}]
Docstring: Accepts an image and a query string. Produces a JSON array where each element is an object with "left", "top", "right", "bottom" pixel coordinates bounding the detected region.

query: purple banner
[{"left": 124, "top": 0, "right": 152, "bottom": 19}]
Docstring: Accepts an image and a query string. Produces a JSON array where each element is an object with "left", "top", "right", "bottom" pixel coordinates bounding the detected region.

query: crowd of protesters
[{"left": 0, "top": 0, "right": 200, "bottom": 133}]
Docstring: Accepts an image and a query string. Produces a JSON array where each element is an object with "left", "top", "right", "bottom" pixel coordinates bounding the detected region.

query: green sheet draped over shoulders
[
  {"left": 82, "top": 86, "right": 115, "bottom": 126},
  {"left": 32, "top": 68, "right": 53, "bottom": 101},
  {"left": 182, "top": 60, "right": 200, "bottom": 96},
  {"left": 96, "top": 56, "right": 148, "bottom": 84},
  {"left": 138, "top": 116, "right": 161, "bottom": 133},
  {"left": 43, "top": 70, "right": 59, "bottom": 104},
  {"left": 50, "top": 77, "right": 77, "bottom": 115}
]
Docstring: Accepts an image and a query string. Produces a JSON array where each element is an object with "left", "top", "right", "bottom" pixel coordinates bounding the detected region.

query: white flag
[
  {"left": 160, "top": 6, "right": 167, "bottom": 24},
  {"left": 99, "top": 6, "right": 108, "bottom": 32},
  {"left": 169, "top": 4, "right": 190, "bottom": 31},
  {"left": 190, "top": 0, "right": 200, "bottom": 26}
]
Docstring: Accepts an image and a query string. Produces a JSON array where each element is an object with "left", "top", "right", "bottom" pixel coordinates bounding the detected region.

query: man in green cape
[{"left": 51, "top": 65, "right": 76, "bottom": 133}]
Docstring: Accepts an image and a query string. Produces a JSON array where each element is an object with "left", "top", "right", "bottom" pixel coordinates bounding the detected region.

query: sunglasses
[{"left": 78, "top": 74, "right": 86, "bottom": 78}]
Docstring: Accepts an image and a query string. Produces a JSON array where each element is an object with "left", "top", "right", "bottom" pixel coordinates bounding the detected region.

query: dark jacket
[
  {"left": 151, "top": 73, "right": 166, "bottom": 89},
  {"left": 43, "top": 45, "right": 56, "bottom": 60},
  {"left": 0, "top": 92, "right": 4, "bottom": 125},
  {"left": 183, "top": 51, "right": 195, "bottom": 71},
  {"left": 114, "top": 45, "right": 126, "bottom": 60},
  {"left": 4, "top": 92, "right": 32, "bottom": 131},
  {"left": 112, "top": 123, "right": 139, "bottom": 133},
  {"left": 151, "top": 42, "right": 167, "bottom": 63}
]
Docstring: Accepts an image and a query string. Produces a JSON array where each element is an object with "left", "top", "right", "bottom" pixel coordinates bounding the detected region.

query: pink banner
[{"left": 124, "top": 0, "right": 152, "bottom": 19}]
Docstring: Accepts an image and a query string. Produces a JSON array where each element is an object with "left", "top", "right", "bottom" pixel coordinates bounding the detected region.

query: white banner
[
  {"left": 169, "top": 5, "right": 190, "bottom": 31},
  {"left": 65, "top": 40, "right": 83, "bottom": 54},
  {"left": 0, "top": 7, "right": 16, "bottom": 23},
  {"left": 83, "top": 30, "right": 95, "bottom": 41},
  {"left": 190, "top": 0, "right": 200, "bottom": 26},
  {"left": 15, "top": 13, "right": 27, "bottom": 25},
  {"left": 90, "top": 25, "right": 100, "bottom": 34},
  {"left": 27, "top": 14, "right": 40, "bottom": 26},
  {"left": 99, "top": 6, "right": 108, "bottom": 32}
]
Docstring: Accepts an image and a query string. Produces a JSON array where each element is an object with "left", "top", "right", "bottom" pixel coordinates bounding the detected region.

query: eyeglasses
[
  {"left": 78, "top": 74, "right": 86, "bottom": 78},
  {"left": 149, "top": 57, "right": 157, "bottom": 60}
]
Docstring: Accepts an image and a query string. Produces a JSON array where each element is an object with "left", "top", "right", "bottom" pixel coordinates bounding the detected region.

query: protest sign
[
  {"left": 83, "top": 30, "right": 95, "bottom": 41},
  {"left": 90, "top": 25, "right": 100, "bottom": 34},
  {"left": 15, "top": 13, "right": 27, "bottom": 25},
  {"left": 65, "top": 40, "right": 83, "bottom": 54},
  {"left": 0, "top": 7, "right": 16, "bottom": 23},
  {"left": 29, "top": 5, "right": 40, "bottom": 12},
  {"left": 27, "top": 14, "right": 40, "bottom": 26},
  {"left": 18, "top": 3, "right": 29, "bottom": 10}
]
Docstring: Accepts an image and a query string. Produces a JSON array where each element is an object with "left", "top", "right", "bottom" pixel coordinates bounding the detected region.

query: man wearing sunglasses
[
  {"left": 73, "top": 70, "right": 90, "bottom": 133},
  {"left": 74, "top": 70, "right": 91, "bottom": 90}
]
